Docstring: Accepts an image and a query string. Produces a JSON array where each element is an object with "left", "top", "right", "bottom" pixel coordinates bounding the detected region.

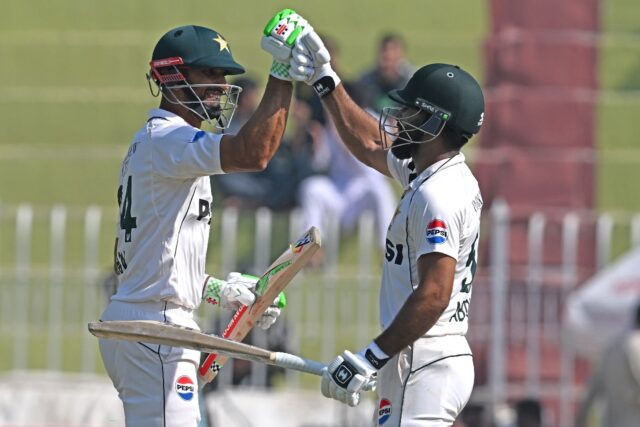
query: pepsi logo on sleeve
[{"left": 426, "top": 219, "right": 448, "bottom": 244}]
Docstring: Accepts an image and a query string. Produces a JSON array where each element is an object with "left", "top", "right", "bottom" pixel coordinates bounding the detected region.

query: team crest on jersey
[
  {"left": 426, "top": 219, "right": 448, "bottom": 244},
  {"left": 175, "top": 375, "right": 195, "bottom": 401},
  {"left": 378, "top": 399, "right": 392, "bottom": 425}
]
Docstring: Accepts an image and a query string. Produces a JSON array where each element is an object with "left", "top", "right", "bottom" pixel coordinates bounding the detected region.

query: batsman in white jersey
[
  {"left": 99, "top": 10, "right": 314, "bottom": 427},
  {"left": 287, "top": 29, "right": 485, "bottom": 426}
]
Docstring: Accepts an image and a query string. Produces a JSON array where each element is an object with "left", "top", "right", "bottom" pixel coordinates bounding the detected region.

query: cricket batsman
[
  {"left": 286, "top": 26, "right": 485, "bottom": 426},
  {"left": 98, "top": 9, "right": 313, "bottom": 427}
]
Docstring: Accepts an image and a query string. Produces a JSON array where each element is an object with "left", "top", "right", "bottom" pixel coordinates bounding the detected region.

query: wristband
[
  {"left": 313, "top": 72, "right": 341, "bottom": 98},
  {"left": 358, "top": 341, "right": 390, "bottom": 370}
]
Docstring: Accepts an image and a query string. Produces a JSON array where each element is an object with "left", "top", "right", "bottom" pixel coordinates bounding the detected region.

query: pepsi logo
[
  {"left": 378, "top": 398, "right": 392, "bottom": 425},
  {"left": 426, "top": 219, "right": 448, "bottom": 244},
  {"left": 175, "top": 375, "right": 195, "bottom": 401}
]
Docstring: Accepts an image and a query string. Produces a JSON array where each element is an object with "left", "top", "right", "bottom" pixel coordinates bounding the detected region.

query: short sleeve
[
  {"left": 386, "top": 150, "right": 412, "bottom": 187},
  {"left": 152, "top": 127, "right": 224, "bottom": 178},
  {"left": 409, "top": 190, "right": 462, "bottom": 261}
]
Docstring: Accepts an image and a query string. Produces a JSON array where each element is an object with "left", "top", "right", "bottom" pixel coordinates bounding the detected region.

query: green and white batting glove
[
  {"left": 290, "top": 31, "right": 341, "bottom": 97},
  {"left": 202, "top": 272, "right": 257, "bottom": 311},
  {"left": 261, "top": 8, "right": 312, "bottom": 81}
]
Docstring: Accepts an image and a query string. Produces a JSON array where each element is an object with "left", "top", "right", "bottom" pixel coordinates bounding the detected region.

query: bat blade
[
  {"left": 89, "top": 320, "right": 325, "bottom": 377},
  {"left": 199, "top": 226, "right": 321, "bottom": 382}
]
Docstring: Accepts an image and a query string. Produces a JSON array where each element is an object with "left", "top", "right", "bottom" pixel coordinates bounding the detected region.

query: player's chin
[{"left": 204, "top": 106, "right": 222, "bottom": 119}]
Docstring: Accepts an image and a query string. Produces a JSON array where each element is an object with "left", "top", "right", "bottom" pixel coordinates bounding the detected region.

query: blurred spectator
[
  {"left": 515, "top": 399, "right": 543, "bottom": 427},
  {"left": 356, "top": 33, "right": 414, "bottom": 113},
  {"left": 575, "top": 302, "right": 640, "bottom": 427},
  {"left": 297, "top": 113, "right": 396, "bottom": 249},
  {"left": 295, "top": 38, "right": 396, "bottom": 250},
  {"left": 212, "top": 77, "right": 314, "bottom": 211},
  {"left": 454, "top": 402, "right": 487, "bottom": 427}
]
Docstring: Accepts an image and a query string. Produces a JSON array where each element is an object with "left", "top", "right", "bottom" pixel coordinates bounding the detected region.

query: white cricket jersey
[
  {"left": 382, "top": 151, "right": 483, "bottom": 337},
  {"left": 111, "top": 108, "right": 225, "bottom": 309}
]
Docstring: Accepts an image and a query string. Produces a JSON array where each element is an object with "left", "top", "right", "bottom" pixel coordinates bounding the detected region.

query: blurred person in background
[
  {"left": 454, "top": 402, "right": 487, "bottom": 427},
  {"left": 288, "top": 25, "right": 485, "bottom": 425},
  {"left": 575, "top": 302, "right": 640, "bottom": 427},
  {"left": 514, "top": 399, "right": 543, "bottom": 427},
  {"left": 212, "top": 83, "right": 316, "bottom": 211},
  {"left": 296, "top": 34, "right": 396, "bottom": 252},
  {"left": 356, "top": 33, "right": 414, "bottom": 113},
  {"left": 99, "top": 10, "right": 311, "bottom": 427}
]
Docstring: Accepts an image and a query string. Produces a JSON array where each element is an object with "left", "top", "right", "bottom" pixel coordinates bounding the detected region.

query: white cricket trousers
[
  {"left": 375, "top": 335, "right": 474, "bottom": 427},
  {"left": 99, "top": 300, "right": 201, "bottom": 427}
]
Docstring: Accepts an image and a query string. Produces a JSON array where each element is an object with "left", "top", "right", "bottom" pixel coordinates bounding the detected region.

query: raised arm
[
  {"left": 321, "top": 84, "right": 391, "bottom": 176},
  {"left": 219, "top": 77, "right": 292, "bottom": 172},
  {"left": 219, "top": 9, "right": 311, "bottom": 173},
  {"left": 289, "top": 31, "right": 391, "bottom": 177}
]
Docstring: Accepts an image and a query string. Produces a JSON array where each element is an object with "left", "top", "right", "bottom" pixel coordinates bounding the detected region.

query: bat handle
[{"left": 272, "top": 352, "right": 326, "bottom": 376}]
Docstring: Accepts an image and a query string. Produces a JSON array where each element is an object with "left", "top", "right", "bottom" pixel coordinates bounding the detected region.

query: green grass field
[{"left": 1, "top": 0, "right": 640, "bottom": 378}]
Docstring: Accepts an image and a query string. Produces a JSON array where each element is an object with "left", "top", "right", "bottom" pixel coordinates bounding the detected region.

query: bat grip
[{"left": 272, "top": 352, "right": 326, "bottom": 376}]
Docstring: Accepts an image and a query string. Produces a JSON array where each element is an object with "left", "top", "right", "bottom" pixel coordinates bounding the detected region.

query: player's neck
[{"left": 412, "top": 140, "right": 459, "bottom": 174}]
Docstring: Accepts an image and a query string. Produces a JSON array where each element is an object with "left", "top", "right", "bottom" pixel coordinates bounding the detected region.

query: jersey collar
[
  {"left": 147, "top": 108, "right": 187, "bottom": 123},
  {"left": 409, "top": 152, "right": 466, "bottom": 190}
]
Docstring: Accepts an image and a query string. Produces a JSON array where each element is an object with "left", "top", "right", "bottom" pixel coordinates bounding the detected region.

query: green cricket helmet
[
  {"left": 148, "top": 25, "right": 246, "bottom": 130},
  {"left": 380, "top": 63, "right": 485, "bottom": 151}
]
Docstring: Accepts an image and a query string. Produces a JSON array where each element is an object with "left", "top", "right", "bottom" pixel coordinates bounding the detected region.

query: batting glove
[
  {"left": 290, "top": 31, "right": 341, "bottom": 97},
  {"left": 202, "top": 272, "right": 257, "bottom": 311},
  {"left": 321, "top": 345, "right": 383, "bottom": 407},
  {"left": 261, "top": 9, "right": 312, "bottom": 81},
  {"left": 256, "top": 292, "right": 287, "bottom": 330}
]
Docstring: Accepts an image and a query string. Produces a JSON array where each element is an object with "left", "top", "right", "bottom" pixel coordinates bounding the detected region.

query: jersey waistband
[{"left": 100, "top": 300, "right": 197, "bottom": 328}]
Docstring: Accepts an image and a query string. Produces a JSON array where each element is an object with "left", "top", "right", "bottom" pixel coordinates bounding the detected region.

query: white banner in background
[{"left": 565, "top": 246, "right": 640, "bottom": 360}]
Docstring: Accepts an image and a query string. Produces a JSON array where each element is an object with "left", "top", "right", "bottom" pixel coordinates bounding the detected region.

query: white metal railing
[{"left": 1, "top": 201, "right": 639, "bottom": 426}]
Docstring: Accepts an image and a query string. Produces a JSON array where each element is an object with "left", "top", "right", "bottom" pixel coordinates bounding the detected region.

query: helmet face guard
[
  {"left": 379, "top": 97, "right": 451, "bottom": 151},
  {"left": 148, "top": 57, "right": 242, "bottom": 131}
]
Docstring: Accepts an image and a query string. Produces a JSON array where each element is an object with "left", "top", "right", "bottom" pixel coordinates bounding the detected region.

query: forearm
[
  {"left": 374, "top": 290, "right": 446, "bottom": 356},
  {"left": 322, "top": 85, "right": 385, "bottom": 170},
  {"left": 234, "top": 77, "right": 293, "bottom": 169}
]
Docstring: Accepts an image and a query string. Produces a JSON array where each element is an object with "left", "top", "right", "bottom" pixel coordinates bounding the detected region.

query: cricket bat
[
  {"left": 89, "top": 320, "right": 326, "bottom": 377},
  {"left": 199, "top": 226, "right": 321, "bottom": 383}
]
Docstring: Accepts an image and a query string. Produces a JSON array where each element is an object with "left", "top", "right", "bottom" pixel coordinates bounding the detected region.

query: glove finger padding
[
  {"left": 219, "top": 282, "right": 255, "bottom": 309},
  {"left": 256, "top": 305, "right": 280, "bottom": 330},
  {"left": 301, "top": 31, "right": 331, "bottom": 64}
]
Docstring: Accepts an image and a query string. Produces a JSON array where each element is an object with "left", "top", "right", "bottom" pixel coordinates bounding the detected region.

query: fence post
[
  {"left": 321, "top": 213, "right": 340, "bottom": 365},
  {"left": 82, "top": 205, "right": 102, "bottom": 373},
  {"left": 631, "top": 214, "right": 640, "bottom": 248},
  {"left": 216, "top": 207, "right": 239, "bottom": 388},
  {"left": 14, "top": 204, "right": 33, "bottom": 370},
  {"left": 47, "top": 205, "right": 66, "bottom": 371},
  {"left": 595, "top": 214, "right": 613, "bottom": 270},
  {"left": 489, "top": 199, "right": 509, "bottom": 418},
  {"left": 526, "top": 213, "right": 545, "bottom": 395},
  {"left": 251, "top": 207, "right": 272, "bottom": 386},
  {"left": 560, "top": 212, "right": 580, "bottom": 427}
]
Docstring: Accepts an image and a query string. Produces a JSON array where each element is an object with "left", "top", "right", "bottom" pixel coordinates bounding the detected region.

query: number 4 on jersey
[{"left": 117, "top": 175, "right": 137, "bottom": 242}]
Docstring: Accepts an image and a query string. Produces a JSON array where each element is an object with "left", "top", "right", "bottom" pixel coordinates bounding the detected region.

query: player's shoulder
[
  {"left": 145, "top": 109, "right": 221, "bottom": 146},
  {"left": 414, "top": 162, "right": 478, "bottom": 209}
]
